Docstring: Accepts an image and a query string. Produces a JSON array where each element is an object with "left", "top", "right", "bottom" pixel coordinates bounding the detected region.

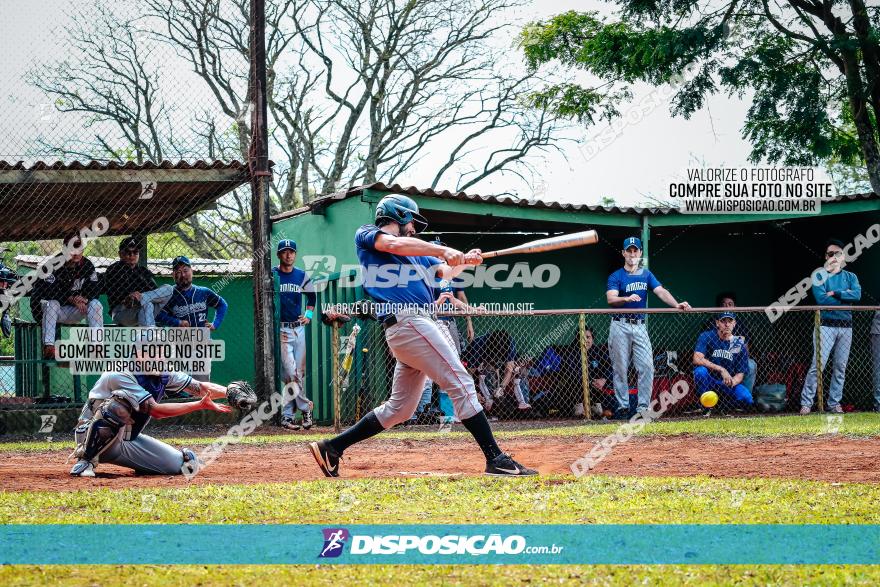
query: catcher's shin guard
[{"left": 79, "top": 398, "right": 135, "bottom": 462}]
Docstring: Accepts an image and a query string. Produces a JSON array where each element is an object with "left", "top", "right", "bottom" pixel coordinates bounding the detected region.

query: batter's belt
[{"left": 381, "top": 307, "right": 437, "bottom": 330}]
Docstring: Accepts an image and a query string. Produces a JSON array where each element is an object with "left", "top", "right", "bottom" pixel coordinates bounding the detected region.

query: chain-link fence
[
  {"left": 0, "top": 165, "right": 255, "bottom": 431},
  {"left": 0, "top": 0, "right": 274, "bottom": 435},
  {"left": 327, "top": 307, "right": 880, "bottom": 427}
]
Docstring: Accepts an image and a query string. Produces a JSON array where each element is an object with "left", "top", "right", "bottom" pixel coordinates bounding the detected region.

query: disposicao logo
[{"left": 319, "top": 528, "right": 350, "bottom": 558}]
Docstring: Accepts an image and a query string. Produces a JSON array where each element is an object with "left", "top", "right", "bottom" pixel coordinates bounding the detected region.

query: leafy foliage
[{"left": 521, "top": 1, "right": 880, "bottom": 193}]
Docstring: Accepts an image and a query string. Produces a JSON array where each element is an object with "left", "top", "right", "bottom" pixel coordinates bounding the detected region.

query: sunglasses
[{"left": 825, "top": 251, "right": 843, "bottom": 258}]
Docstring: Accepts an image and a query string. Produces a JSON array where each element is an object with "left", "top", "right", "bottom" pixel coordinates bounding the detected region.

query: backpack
[{"left": 754, "top": 383, "right": 787, "bottom": 412}]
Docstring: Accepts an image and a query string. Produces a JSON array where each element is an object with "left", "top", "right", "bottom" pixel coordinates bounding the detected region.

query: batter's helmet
[{"left": 375, "top": 195, "right": 427, "bottom": 232}]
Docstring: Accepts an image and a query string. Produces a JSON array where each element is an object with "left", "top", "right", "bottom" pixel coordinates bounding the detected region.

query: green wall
[{"left": 270, "top": 194, "right": 646, "bottom": 418}]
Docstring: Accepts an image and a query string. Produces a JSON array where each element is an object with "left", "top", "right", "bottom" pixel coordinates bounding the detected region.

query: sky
[{"left": 0, "top": 0, "right": 828, "bottom": 207}]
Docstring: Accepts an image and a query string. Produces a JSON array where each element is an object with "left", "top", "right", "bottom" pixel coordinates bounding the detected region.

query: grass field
[
  {"left": 2, "top": 412, "right": 878, "bottom": 453},
  {"left": 2, "top": 413, "right": 879, "bottom": 585}
]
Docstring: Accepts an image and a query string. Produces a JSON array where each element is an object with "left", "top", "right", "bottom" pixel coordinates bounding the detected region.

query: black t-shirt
[{"left": 103, "top": 261, "right": 158, "bottom": 309}]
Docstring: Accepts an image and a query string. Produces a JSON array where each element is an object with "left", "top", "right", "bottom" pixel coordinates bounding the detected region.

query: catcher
[{"left": 69, "top": 373, "right": 256, "bottom": 477}]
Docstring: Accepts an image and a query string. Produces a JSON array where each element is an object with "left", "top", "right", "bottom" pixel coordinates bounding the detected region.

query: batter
[{"left": 309, "top": 195, "right": 536, "bottom": 477}]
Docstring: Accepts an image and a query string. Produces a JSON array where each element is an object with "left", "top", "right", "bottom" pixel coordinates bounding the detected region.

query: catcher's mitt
[{"left": 226, "top": 380, "right": 258, "bottom": 410}]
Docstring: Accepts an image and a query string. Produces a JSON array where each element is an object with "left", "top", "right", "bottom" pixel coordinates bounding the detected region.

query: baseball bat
[{"left": 480, "top": 230, "right": 598, "bottom": 259}]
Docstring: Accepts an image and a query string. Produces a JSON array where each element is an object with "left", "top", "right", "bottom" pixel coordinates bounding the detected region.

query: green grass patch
[
  {"left": 2, "top": 412, "right": 878, "bottom": 454},
  {"left": 1, "top": 475, "right": 878, "bottom": 525},
  {"left": 3, "top": 564, "right": 880, "bottom": 587},
  {"left": 3, "top": 475, "right": 879, "bottom": 585}
]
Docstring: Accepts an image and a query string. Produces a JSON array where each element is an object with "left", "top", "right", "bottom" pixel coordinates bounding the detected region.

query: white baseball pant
[
  {"left": 42, "top": 299, "right": 104, "bottom": 345},
  {"left": 375, "top": 314, "right": 482, "bottom": 428}
]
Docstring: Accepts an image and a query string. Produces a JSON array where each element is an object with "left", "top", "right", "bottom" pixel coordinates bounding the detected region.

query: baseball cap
[
  {"left": 623, "top": 237, "right": 642, "bottom": 250},
  {"left": 277, "top": 239, "right": 297, "bottom": 252},
  {"left": 716, "top": 311, "right": 736, "bottom": 320},
  {"left": 118, "top": 237, "right": 140, "bottom": 252},
  {"left": 171, "top": 255, "right": 191, "bottom": 270}
]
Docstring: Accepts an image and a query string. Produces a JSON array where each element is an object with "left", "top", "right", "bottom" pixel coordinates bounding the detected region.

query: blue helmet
[{"left": 375, "top": 195, "right": 427, "bottom": 232}]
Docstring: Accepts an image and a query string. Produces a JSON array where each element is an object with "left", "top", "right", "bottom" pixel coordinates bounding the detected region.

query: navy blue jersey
[
  {"left": 156, "top": 285, "right": 228, "bottom": 328},
  {"left": 606, "top": 267, "right": 661, "bottom": 320},
  {"left": 587, "top": 344, "right": 614, "bottom": 381},
  {"left": 273, "top": 266, "right": 316, "bottom": 323},
  {"left": 135, "top": 374, "right": 173, "bottom": 403},
  {"left": 695, "top": 330, "right": 749, "bottom": 376},
  {"left": 355, "top": 224, "right": 441, "bottom": 307}
]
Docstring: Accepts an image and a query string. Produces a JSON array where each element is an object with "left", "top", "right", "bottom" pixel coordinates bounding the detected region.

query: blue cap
[
  {"left": 171, "top": 255, "right": 191, "bottom": 270},
  {"left": 277, "top": 239, "right": 297, "bottom": 252},
  {"left": 623, "top": 237, "right": 642, "bottom": 250},
  {"left": 716, "top": 311, "right": 736, "bottom": 320}
]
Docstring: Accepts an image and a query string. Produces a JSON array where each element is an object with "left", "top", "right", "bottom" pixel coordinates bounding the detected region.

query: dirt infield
[{"left": 2, "top": 433, "right": 879, "bottom": 491}]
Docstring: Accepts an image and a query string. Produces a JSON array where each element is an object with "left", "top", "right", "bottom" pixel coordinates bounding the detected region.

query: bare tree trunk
[
  {"left": 847, "top": 0, "right": 880, "bottom": 193},
  {"left": 837, "top": 48, "right": 880, "bottom": 194}
]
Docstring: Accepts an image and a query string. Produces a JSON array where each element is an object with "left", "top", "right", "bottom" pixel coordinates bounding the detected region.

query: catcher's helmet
[{"left": 375, "top": 195, "right": 427, "bottom": 232}]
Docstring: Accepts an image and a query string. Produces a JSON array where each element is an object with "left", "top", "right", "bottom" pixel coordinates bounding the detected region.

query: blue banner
[{"left": 2, "top": 524, "right": 878, "bottom": 565}]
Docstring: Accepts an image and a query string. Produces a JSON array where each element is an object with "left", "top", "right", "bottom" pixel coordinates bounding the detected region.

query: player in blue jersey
[
  {"left": 156, "top": 256, "right": 228, "bottom": 380},
  {"left": 606, "top": 237, "right": 690, "bottom": 418},
  {"left": 274, "top": 239, "right": 317, "bottom": 430},
  {"left": 156, "top": 256, "right": 228, "bottom": 329},
  {"left": 693, "top": 311, "right": 754, "bottom": 409},
  {"left": 309, "top": 195, "right": 536, "bottom": 477}
]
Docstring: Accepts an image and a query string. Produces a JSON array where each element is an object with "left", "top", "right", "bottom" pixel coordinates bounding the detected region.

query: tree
[
  {"left": 520, "top": 1, "right": 880, "bottom": 195},
  {"left": 146, "top": 0, "right": 565, "bottom": 201},
  {"left": 27, "top": 7, "right": 253, "bottom": 258},
  {"left": 28, "top": 0, "right": 567, "bottom": 258}
]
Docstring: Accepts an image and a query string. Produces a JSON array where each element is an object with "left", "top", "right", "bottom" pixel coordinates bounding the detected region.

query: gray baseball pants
[
  {"left": 74, "top": 401, "right": 185, "bottom": 474},
  {"left": 376, "top": 314, "right": 482, "bottom": 428},
  {"left": 800, "top": 325, "right": 852, "bottom": 410},
  {"left": 608, "top": 319, "right": 654, "bottom": 411},
  {"left": 280, "top": 324, "right": 311, "bottom": 417},
  {"left": 111, "top": 284, "right": 174, "bottom": 326},
  {"left": 418, "top": 319, "right": 461, "bottom": 413}
]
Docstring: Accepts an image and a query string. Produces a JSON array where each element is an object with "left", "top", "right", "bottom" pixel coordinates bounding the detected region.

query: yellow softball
[{"left": 700, "top": 390, "right": 719, "bottom": 408}]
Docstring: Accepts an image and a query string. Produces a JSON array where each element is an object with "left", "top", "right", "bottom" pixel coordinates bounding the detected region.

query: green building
[{"left": 272, "top": 184, "right": 880, "bottom": 423}]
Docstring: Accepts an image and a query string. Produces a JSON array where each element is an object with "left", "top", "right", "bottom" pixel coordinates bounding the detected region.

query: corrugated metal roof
[
  {"left": 348, "top": 182, "right": 677, "bottom": 215},
  {"left": 272, "top": 181, "right": 880, "bottom": 221},
  {"left": 0, "top": 160, "right": 249, "bottom": 241},
  {"left": 15, "top": 255, "right": 252, "bottom": 276}
]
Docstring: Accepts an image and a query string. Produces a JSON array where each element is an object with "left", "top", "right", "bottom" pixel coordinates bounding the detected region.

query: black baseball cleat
[
  {"left": 611, "top": 407, "right": 630, "bottom": 421},
  {"left": 301, "top": 410, "right": 313, "bottom": 430},
  {"left": 485, "top": 453, "right": 538, "bottom": 477},
  {"left": 309, "top": 440, "right": 340, "bottom": 477}
]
